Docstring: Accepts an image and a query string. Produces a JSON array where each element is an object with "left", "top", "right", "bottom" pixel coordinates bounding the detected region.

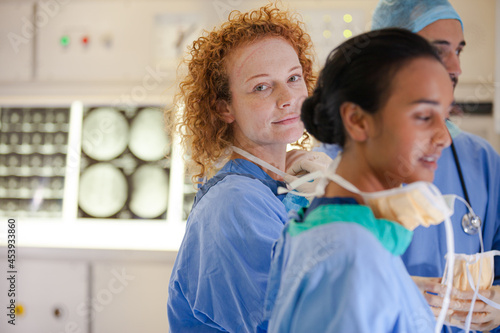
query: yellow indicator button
[
  {"left": 15, "top": 304, "right": 24, "bottom": 316},
  {"left": 343, "top": 14, "right": 353, "bottom": 23}
]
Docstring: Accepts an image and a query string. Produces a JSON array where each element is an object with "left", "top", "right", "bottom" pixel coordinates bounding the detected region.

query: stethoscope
[{"left": 450, "top": 140, "right": 482, "bottom": 235}]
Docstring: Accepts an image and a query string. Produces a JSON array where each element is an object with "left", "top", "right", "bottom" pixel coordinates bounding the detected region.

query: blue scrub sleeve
[{"left": 168, "top": 175, "right": 287, "bottom": 332}]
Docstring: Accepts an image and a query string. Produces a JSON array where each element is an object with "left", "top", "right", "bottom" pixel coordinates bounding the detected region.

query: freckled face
[
  {"left": 222, "top": 37, "right": 307, "bottom": 151},
  {"left": 365, "top": 57, "right": 454, "bottom": 188}
]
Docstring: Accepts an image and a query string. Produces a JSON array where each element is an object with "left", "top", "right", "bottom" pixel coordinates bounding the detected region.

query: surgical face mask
[
  {"left": 305, "top": 154, "right": 452, "bottom": 231},
  {"left": 444, "top": 251, "right": 500, "bottom": 292},
  {"left": 442, "top": 250, "right": 500, "bottom": 332},
  {"left": 331, "top": 176, "right": 452, "bottom": 231},
  {"left": 231, "top": 146, "right": 311, "bottom": 213}
]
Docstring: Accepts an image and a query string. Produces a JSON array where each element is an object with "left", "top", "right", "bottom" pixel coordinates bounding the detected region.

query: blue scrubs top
[
  {"left": 405, "top": 131, "right": 500, "bottom": 333},
  {"left": 316, "top": 127, "right": 500, "bottom": 333},
  {"left": 167, "top": 159, "right": 289, "bottom": 332},
  {"left": 262, "top": 198, "right": 435, "bottom": 333}
]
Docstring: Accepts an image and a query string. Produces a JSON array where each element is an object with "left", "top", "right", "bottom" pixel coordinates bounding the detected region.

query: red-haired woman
[{"left": 167, "top": 3, "right": 320, "bottom": 332}]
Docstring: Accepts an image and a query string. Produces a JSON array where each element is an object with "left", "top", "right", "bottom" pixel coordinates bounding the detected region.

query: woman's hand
[
  {"left": 283, "top": 150, "right": 331, "bottom": 194},
  {"left": 444, "top": 285, "right": 500, "bottom": 331},
  {"left": 285, "top": 150, "right": 332, "bottom": 176},
  {"left": 412, "top": 276, "right": 500, "bottom": 331}
]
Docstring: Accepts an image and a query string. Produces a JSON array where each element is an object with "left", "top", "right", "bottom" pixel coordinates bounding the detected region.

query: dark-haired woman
[{"left": 262, "top": 28, "right": 454, "bottom": 333}]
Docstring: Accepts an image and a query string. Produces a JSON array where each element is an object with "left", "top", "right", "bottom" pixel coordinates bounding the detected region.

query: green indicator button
[{"left": 60, "top": 35, "right": 70, "bottom": 47}]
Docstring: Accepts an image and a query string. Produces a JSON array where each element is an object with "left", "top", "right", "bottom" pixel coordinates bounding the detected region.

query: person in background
[
  {"left": 262, "top": 28, "right": 454, "bottom": 332},
  {"left": 166, "top": 3, "right": 326, "bottom": 332},
  {"left": 369, "top": 1, "right": 500, "bottom": 331}
]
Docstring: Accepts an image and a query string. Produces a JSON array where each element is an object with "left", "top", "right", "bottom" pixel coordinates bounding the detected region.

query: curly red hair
[{"left": 170, "top": 2, "right": 316, "bottom": 183}]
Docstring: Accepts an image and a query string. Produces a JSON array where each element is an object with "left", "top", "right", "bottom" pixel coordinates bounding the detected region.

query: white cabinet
[
  {"left": 0, "top": 258, "right": 89, "bottom": 333},
  {"left": 0, "top": 248, "right": 176, "bottom": 333},
  {"left": 92, "top": 262, "right": 173, "bottom": 333}
]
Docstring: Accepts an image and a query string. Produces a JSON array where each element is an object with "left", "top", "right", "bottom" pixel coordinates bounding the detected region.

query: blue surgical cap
[{"left": 371, "top": 0, "right": 463, "bottom": 33}]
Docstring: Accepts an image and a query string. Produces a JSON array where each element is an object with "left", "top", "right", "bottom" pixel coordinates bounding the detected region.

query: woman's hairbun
[{"left": 301, "top": 28, "right": 441, "bottom": 147}]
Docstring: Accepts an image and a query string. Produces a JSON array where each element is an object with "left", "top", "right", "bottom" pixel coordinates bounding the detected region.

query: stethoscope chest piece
[{"left": 462, "top": 213, "right": 481, "bottom": 235}]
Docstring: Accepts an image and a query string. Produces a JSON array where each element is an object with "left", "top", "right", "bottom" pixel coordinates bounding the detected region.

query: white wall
[{"left": 452, "top": 0, "right": 496, "bottom": 103}]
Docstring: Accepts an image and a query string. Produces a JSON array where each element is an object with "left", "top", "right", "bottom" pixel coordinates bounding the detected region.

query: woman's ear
[
  {"left": 217, "top": 100, "right": 235, "bottom": 124},
  {"left": 339, "top": 102, "right": 370, "bottom": 142}
]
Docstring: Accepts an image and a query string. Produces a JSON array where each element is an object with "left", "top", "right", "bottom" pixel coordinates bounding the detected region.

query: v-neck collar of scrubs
[
  {"left": 288, "top": 201, "right": 413, "bottom": 256},
  {"left": 220, "top": 158, "right": 286, "bottom": 196}
]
